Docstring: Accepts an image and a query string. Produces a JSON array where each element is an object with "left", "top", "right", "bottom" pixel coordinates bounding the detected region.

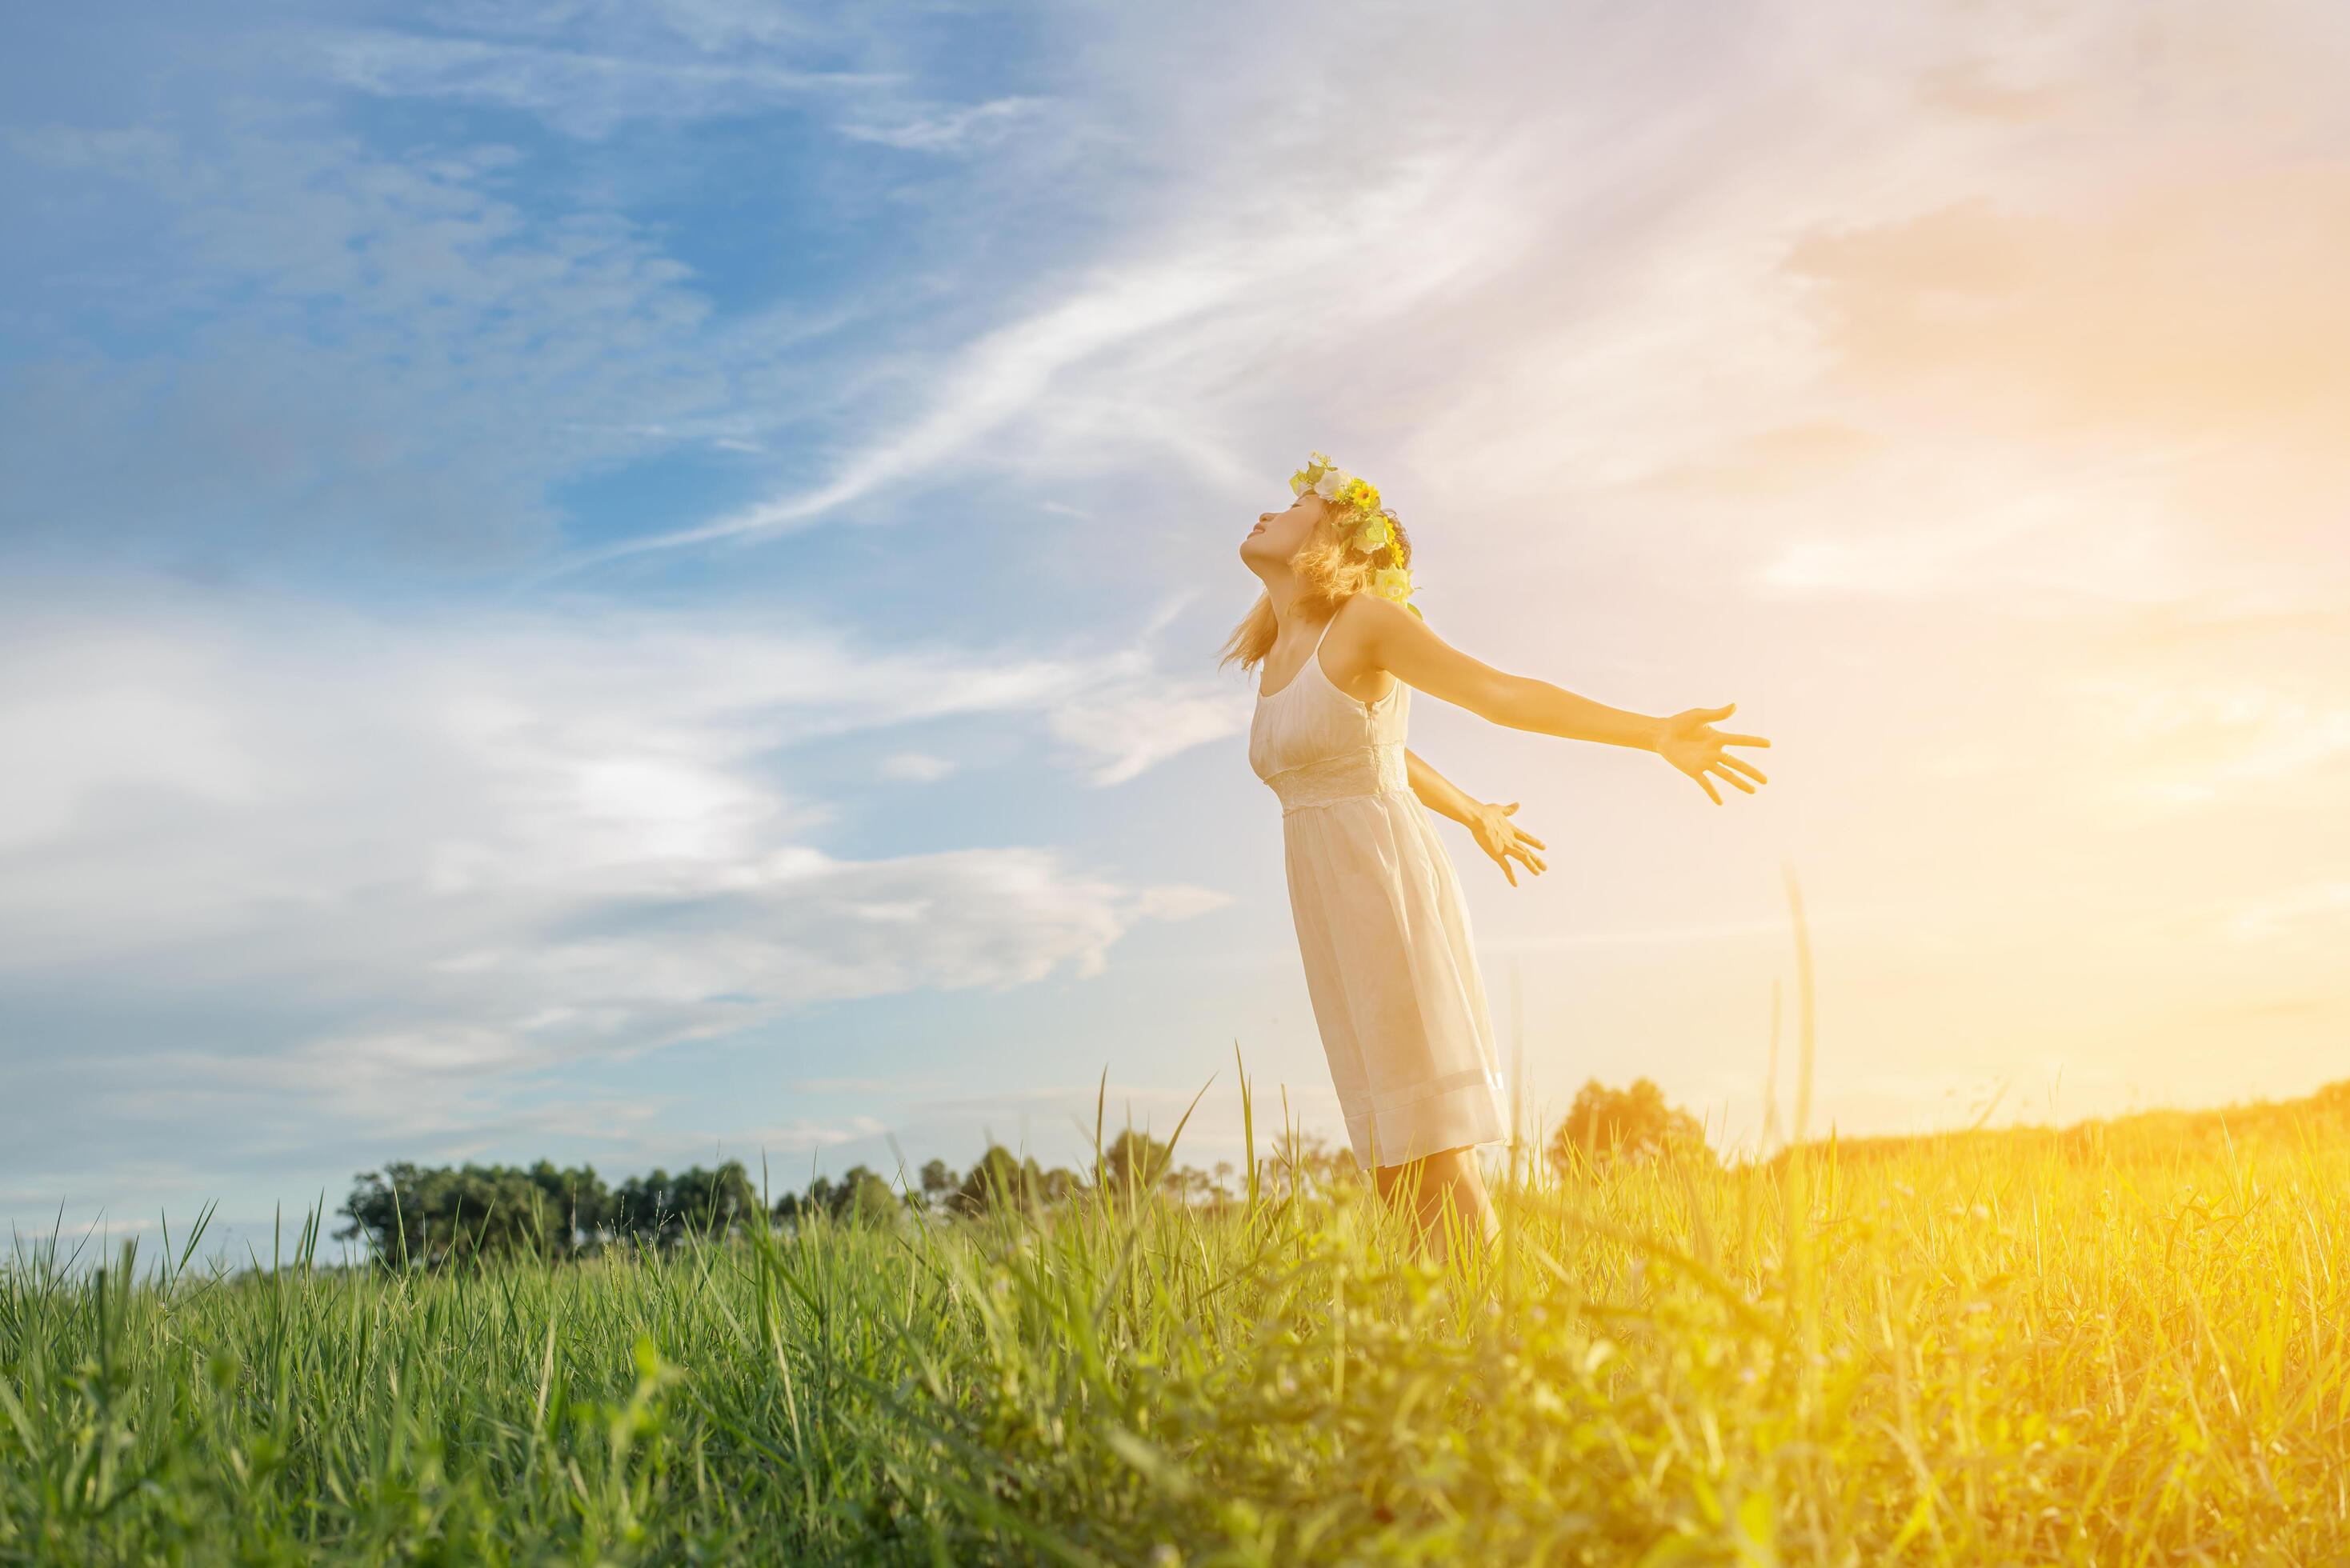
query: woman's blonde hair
[{"left": 1217, "top": 498, "right": 1415, "bottom": 673}]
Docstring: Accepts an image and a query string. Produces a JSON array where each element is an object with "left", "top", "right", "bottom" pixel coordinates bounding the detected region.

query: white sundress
[{"left": 1247, "top": 610, "right": 1511, "bottom": 1170}]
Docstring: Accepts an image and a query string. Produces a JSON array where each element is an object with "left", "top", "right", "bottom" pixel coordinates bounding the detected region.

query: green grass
[{"left": 6, "top": 1097, "right": 2350, "bottom": 1565}]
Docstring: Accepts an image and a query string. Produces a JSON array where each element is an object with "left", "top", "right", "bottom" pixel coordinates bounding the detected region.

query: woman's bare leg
[{"left": 1373, "top": 1145, "right": 1497, "bottom": 1264}]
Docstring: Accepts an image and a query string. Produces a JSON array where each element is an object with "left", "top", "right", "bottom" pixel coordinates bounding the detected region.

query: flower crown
[{"left": 1288, "top": 450, "right": 1420, "bottom": 617}]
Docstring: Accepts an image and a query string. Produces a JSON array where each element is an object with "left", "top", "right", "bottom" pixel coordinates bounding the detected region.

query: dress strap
[{"left": 1311, "top": 603, "right": 1401, "bottom": 714}]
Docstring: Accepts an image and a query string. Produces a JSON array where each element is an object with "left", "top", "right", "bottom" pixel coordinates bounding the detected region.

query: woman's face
[{"left": 1239, "top": 489, "right": 1325, "bottom": 572}]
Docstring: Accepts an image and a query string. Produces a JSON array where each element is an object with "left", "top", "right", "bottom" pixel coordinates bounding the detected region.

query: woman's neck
[{"left": 1262, "top": 571, "right": 1315, "bottom": 627}]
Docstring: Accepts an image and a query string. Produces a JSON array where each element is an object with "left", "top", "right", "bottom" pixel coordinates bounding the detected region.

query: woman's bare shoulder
[
  {"left": 1333, "top": 590, "right": 1420, "bottom": 649},
  {"left": 1326, "top": 593, "right": 1412, "bottom": 694}
]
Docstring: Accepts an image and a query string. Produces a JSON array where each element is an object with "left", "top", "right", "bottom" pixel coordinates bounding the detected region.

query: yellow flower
[
  {"left": 1290, "top": 454, "right": 1382, "bottom": 517},
  {"left": 1372, "top": 566, "right": 1414, "bottom": 602}
]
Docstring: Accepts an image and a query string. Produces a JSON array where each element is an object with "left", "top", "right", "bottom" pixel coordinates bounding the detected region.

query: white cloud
[
  {"left": 839, "top": 95, "right": 1048, "bottom": 154},
  {"left": 1043, "top": 658, "right": 1257, "bottom": 786},
  {"left": 1753, "top": 446, "right": 2215, "bottom": 605},
  {"left": 879, "top": 750, "right": 956, "bottom": 782},
  {"left": 2062, "top": 674, "right": 2350, "bottom": 812},
  {"left": 1131, "top": 885, "right": 1235, "bottom": 921},
  {"left": 1, "top": 119, "right": 735, "bottom": 570},
  {"left": 543, "top": 18, "right": 1587, "bottom": 572},
  {"left": 0, "top": 579, "right": 1238, "bottom": 1149},
  {"left": 723, "top": 1116, "right": 891, "bottom": 1154},
  {"left": 308, "top": 26, "right": 899, "bottom": 142},
  {"left": 2223, "top": 882, "right": 2350, "bottom": 943},
  {"left": 781, "top": 1076, "right": 951, "bottom": 1096}
]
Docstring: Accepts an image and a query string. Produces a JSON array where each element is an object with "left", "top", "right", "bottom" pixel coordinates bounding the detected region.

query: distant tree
[
  {"left": 1547, "top": 1078, "right": 1711, "bottom": 1170},
  {"left": 766, "top": 1166, "right": 915, "bottom": 1228},
  {"left": 1167, "top": 1164, "right": 1211, "bottom": 1204},
  {"left": 1267, "top": 1130, "right": 1360, "bottom": 1198},
  {"left": 951, "top": 1145, "right": 1047, "bottom": 1215},
  {"left": 826, "top": 1165, "right": 903, "bottom": 1225},
  {"left": 771, "top": 1175, "right": 826, "bottom": 1228},
  {"left": 338, "top": 1160, "right": 610, "bottom": 1267},
  {"left": 1098, "top": 1130, "right": 1176, "bottom": 1197},
  {"left": 918, "top": 1158, "right": 955, "bottom": 1210},
  {"left": 612, "top": 1161, "right": 761, "bottom": 1249}
]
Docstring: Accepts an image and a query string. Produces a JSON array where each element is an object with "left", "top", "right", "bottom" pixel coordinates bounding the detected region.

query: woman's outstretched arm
[
  {"left": 1354, "top": 595, "right": 1772, "bottom": 805},
  {"left": 1403, "top": 746, "right": 1479, "bottom": 825},
  {"left": 1405, "top": 747, "right": 1548, "bottom": 886}
]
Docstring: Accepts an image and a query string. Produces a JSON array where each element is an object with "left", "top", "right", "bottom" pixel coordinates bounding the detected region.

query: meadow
[{"left": 6, "top": 1071, "right": 2350, "bottom": 1566}]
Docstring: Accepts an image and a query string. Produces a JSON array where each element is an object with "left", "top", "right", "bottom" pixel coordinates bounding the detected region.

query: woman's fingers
[
  {"left": 1707, "top": 762, "right": 1757, "bottom": 794},
  {"left": 1693, "top": 770, "right": 1723, "bottom": 805},
  {"left": 1719, "top": 754, "right": 1768, "bottom": 785},
  {"left": 1515, "top": 830, "right": 1547, "bottom": 850},
  {"left": 1717, "top": 732, "right": 1771, "bottom": 749}
]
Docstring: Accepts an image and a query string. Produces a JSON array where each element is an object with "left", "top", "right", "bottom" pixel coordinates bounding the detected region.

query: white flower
[{"left": 1312, "top": 467, "right": 1351, "bottom": 500}]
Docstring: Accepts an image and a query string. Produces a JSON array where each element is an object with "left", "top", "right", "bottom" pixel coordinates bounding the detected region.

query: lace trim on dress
[{"left": 1263, "top": 742, "right": 1409, "bottom": 813}]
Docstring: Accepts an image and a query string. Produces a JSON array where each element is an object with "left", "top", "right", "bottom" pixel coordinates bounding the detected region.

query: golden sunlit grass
[{"left": 6, "top": 883, "right": 2346, "bottom": 1562}]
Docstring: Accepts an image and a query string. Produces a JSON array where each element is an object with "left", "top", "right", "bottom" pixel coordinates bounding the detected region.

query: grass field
[{"left": 6, "top": 1076, "right": 2350, "bottom": 1566}]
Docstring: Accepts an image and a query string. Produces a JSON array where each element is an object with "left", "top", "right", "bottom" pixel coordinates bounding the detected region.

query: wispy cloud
[
  {"left": 541, "top": 25, "right": 1581, "bottom": 572},
  {"left": 878, "top": 750, "right": 957, "bottom": 783},
  {"left": 2222, "top": 882, "right": 2350, "bottom": 944},
  {"left": 2066, "top": 675, "right": 2350, "bottom": 812},
  {"left": 0, "top": 578, "right": 1232, "bottom": 1169},
  {"left": 1, "top": 121, "right": 731, "bottom": 571},
  {"left": 838, "top": 95, "right": 1047, "bottom": 153},
  {"left": 308, "top": 24, "right": 900, "bottom": 141}
]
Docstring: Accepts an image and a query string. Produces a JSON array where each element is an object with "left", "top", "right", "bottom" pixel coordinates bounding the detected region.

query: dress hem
[{"left": 1344, "top": 1075, "right": 1510, "bottom": 1171}]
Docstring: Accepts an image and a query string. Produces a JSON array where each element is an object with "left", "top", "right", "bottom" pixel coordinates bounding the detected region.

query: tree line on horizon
[{"left": 334, "top": 1078, "right": 1714, "bottom": 1267}]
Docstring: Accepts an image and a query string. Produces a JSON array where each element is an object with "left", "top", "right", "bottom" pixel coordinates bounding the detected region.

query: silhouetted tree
[
  {"left": 1547, "top": 1078, "right": 1711, "bottom": 1170},
  {"left": 1098, "top": 1129, "right": 1179, "bottom": 1198},
  {"left": 1267, "top": 1130, "right": 1362, "bottom": 1198}
]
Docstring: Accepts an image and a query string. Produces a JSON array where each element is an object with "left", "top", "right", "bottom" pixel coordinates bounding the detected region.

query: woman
[{"left": 1225, "top": 453, "right": 1771, "bottom": 1258}]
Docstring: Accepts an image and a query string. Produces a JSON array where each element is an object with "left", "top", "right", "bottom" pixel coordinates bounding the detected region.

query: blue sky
[{"left": 6, "top": 0, "right": 2349, "bottom": 1260}]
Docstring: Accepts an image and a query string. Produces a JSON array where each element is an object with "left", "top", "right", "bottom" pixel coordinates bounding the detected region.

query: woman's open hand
[
  {"left": 1465, "top": 800, "right": 1546, "bottom": 886},
  {"left": 1656, "top": 704, "right": 1772, "bottom": 804}
]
